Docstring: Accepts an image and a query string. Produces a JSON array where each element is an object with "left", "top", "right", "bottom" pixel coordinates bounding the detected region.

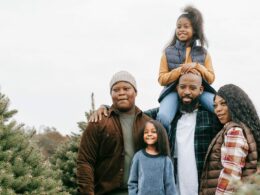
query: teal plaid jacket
[{"left": 169, "top": 106, "right": 222, "bottom": 181}]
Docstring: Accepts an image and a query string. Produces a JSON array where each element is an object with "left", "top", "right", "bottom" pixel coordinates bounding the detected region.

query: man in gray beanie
[
  {"left": 77, "top": 70, "right": 151, "bottom": 195},
  {"left": 109, "top": 70, "right": 137, "bottom": 92}
]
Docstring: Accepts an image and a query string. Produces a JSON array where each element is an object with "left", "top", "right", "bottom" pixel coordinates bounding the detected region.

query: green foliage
[
  {"left": 78, "top": 92, "right": 95, "bottom": 132},
  {"left": 50, "top": 93, "right": 95, "bottom": 194},
  {"left": 234, "top": 167, "right": 260, "bottom": 195},
  {"left": 0, "top": 94, "right": 17, "bottom": 123},
  {"left": 50, "top": 134, "right": 80, "bottom": 195},
  {"left": 32, "top": 127, "right": 69, "bottom": 159},
  {"left": 0, "top": 92, "right": 68, "bottom": 194}
]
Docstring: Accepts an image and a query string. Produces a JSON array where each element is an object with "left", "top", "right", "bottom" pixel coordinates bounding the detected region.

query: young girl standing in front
[
  {"left": 157, "top": 5, "right": 215, "bottom": 131},
  {"left": 128, "top": 120, "right": 177, "bottom": 195}
]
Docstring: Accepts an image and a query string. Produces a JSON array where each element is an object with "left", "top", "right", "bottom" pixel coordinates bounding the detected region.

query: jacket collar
[
  {"left": 175, "top": 40, "right": 186, "bottom": 49},
  {"left": 175, "top": 39, "right": 201, "bottom": 49},
  {"left": 108, "top": 105, "right": 143, "bottom": 117}
]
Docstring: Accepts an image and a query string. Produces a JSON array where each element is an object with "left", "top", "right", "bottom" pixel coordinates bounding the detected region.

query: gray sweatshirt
[{"left": 128, "top": 149, "right": 177, "bottom": 195}]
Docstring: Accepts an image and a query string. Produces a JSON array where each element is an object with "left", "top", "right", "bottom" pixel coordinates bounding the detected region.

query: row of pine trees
[
  {"left": 0, "top": 92, "right": 259, "bottom": 194},
  {"left": 0, "top": 92, "right": 94, "bottom": 194}
]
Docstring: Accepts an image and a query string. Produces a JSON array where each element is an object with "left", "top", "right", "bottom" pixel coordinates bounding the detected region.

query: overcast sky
[{"left": 1, "top": 0, "right": 259, "bottom": 135}]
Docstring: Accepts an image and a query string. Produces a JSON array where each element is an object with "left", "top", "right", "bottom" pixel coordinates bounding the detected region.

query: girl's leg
[
  {"left": 199, "top": 91, "right": 214, "bottom": 113},
  {"left": 157, "top": 92, "right": 178, "bottom": 132}
]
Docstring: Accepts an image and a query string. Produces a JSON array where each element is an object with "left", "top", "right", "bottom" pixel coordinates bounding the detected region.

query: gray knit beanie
[{"left": 109, "top": 71, "right": 137, "bottom": 92}]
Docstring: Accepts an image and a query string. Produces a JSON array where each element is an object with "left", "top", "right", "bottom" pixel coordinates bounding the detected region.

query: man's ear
[
  {"left": 200, "top": 85, "right": 204, "bottom": 94},
  {"left": 134, "top": 90, "right": 137, "bottom": 97}
]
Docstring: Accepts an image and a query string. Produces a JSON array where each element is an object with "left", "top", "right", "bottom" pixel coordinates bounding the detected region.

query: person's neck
[
  {"left": 118, "top": 107, "right": 135, "bottom": 115},
  {"left": 185, "top": 41, "right": 191, "bottom": 47},
  {"left": 193, "top": 103, "right": 199, "bottom": 110},
  {"left": 180, "top": 102, "right": 199, "bottom": 113},
  {"left": 145, "top": 145, "right": 159, "bottom": 155}
]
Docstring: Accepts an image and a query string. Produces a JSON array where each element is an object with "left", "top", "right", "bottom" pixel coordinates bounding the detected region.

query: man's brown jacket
[{"left": 77, "top": 105, "right": 151, "bottom": 195}]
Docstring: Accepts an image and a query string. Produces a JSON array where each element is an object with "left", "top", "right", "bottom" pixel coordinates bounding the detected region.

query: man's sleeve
[
  {"left": 77, "top": 122, "right": 100, "bottom": 194},
  {"left": 144, "top": 107, "right": 159, "bottom": 119}
]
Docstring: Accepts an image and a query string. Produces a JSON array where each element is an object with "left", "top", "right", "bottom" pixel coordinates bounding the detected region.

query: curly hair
[
  {"left": 167, "top": 5, "right": 208, "bottom": 48},
  {"left": 216, "top": 84, "right": 260, "bottom": 158}
]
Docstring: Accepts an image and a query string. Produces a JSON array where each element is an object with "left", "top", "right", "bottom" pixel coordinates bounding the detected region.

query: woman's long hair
[{"left": 216, "top": 84, "right": 260, "bottom": 159}]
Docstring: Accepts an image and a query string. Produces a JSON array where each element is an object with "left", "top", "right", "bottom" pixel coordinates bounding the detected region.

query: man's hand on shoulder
[{"left": 88, "top": 105, "right": 109, "bottom": 122}]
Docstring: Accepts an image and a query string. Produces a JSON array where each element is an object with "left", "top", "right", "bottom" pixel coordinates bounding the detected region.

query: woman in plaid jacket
[{"left": 200, "top": 84, "right": 260, "bottom": 195}]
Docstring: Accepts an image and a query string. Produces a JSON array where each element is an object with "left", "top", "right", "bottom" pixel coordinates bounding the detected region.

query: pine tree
[
  {"left": 0, "top": 93, "right": 68, "bottom": 195},
  {"left": 32, "top": 127, "right": 69, "bottom": 159},
  {"left": 50, "top": 93, "right": 95, "bottom": 194},
  {"left": 50, "top": 133, "right": 80, "bottom": 195}
]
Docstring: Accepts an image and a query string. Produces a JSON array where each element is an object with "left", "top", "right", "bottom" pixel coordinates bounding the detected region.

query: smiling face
[
  {"left": 214, "top": 95, "right": 232, "bottom": 124},
  {"left": 111, "top": 81, "right": 137, "bottom": 114},
  {"left": 176, "top": 17, "right": 193, "bottom": 43},
  {"left": 143, "top": 122, "right": 158, "bottom": 146},
  {"left": 177, "top": 73, "right": 203, "bottom": 111}
]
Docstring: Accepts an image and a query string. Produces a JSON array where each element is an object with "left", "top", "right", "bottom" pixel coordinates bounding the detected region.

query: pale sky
[{"left": 1, "top": 0, "right": 259, "bottom": 135}]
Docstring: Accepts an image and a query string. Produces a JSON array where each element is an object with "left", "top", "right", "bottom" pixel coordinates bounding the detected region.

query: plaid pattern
[
  {"left": 216, "top": 126, "right": 249, "bottom": 195},
  {"left": 169, "top": 106, "right": 222, "bottom": 180}
]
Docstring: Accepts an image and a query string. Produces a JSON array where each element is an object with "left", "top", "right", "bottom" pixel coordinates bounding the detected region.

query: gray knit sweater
[{"left": 128, "top": 149, "right": 177, "bottom": 195}]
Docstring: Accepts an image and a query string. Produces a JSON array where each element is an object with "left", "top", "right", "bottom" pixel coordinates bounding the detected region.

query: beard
[{"left": 179, "top": 96, "right": 200, "bottom": 113}]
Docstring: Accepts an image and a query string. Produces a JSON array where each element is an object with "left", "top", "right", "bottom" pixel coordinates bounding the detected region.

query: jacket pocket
[{"left": 99, "top": 131, "right": 120, "bottom": 157}]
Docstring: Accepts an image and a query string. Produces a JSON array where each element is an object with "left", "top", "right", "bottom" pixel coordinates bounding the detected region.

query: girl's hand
[
  {"left": 181, "top": 63, "right": 196, "bottom": 74},
  {"left": 188, "top": 68, "right": 201, "bottom": 76}
]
